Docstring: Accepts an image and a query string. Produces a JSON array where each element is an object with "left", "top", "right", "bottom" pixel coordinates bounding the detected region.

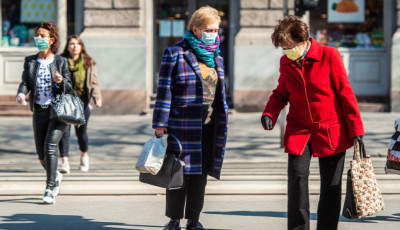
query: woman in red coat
[{"left": 261, "top": 16, "right": 364, "bottom": 230}]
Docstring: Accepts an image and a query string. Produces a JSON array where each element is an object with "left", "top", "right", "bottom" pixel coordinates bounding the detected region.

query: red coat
[{"left": 262, "top": 38, "right": 364, "bottom": 157}]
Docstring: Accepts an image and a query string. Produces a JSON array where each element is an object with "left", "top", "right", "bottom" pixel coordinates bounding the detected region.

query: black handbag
[
  {"left": 50, "top": 88, "right": 86, "bottom": 125},
  {"left": 139, "top": 133, "right": 185, "bottom": 190},
  {"left": 342, "top": 169, "right": 358, "bottom": 219}
]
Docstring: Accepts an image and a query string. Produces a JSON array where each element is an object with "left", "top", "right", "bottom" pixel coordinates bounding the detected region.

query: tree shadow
[
  {"left": 204, "top": 211, "right": 400, "bottom": 223},
  {"left": 0, "top": 213, "right": 162, "bottom": 230}
]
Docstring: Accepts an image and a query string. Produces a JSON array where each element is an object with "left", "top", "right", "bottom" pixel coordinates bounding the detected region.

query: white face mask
[{"left": 201, "top": 32, "right": 218, "bottom": 45}]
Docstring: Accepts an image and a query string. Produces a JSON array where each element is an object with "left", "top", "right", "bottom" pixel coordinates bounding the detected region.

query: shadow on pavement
[
  {"left": 0, "top": 213, "right": 162, "bottom": 230},
  {"left": 205, "top": 211, "right": 400, "bottom": 223}
]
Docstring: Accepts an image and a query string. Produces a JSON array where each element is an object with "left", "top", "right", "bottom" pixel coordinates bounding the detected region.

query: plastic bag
[{"left": 136, "top": 135, "right": 168, "bottom": 175}]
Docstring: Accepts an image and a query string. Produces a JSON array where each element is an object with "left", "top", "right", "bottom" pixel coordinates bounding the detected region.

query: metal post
[{"left": 283, "top": 0, "right": 289, "bottom": 17}]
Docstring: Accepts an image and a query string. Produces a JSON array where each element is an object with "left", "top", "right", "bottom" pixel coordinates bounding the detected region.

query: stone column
[
  {"left": 391, "top": 1, "right": 400, "bottom": 111},
  {"left": 80, "top": 0, "right": 148, "bottom": 114},
  {"left": 233, "top": 0, "right": 294, "bottom": 112}
]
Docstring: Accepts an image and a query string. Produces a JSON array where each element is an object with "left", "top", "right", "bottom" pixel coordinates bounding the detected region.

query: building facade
[{"left": 0, "top": 0, "right": 399, "bottom": 114}]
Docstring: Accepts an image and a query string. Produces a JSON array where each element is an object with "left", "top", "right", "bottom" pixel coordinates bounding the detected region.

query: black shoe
[
  {"left": 163, "top": 219, "right": 181, "bottom": 230},
  {"left": 186, "top": 220, "right": 204, "bottom": 230}
]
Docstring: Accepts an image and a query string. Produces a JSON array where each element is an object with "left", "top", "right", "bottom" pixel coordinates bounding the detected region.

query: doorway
[{"left": 153, "top": 0, "right": 235, "bottom": 106}]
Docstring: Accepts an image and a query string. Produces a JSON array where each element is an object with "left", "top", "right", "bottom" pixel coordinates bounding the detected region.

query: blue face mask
[
  {"left": 201, "top": 32, "right": 218, "bottom": 46},
  {"left": 34, "top": 37, "right": 50, "bottom": 51}
]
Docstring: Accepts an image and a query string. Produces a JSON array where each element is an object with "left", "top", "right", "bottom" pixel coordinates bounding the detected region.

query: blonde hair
[{"left": 187, "top": 6, "right": 221, "bottom": 32}]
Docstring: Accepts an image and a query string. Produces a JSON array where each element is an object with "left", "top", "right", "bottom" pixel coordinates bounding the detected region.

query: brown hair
[
  {"left": 35, "top": 21, "right": 59, "bottom": 53},
  {"left": 271, "top": 16, "right": 309, "bottom": 48},
  {"left": 187, "top": 6, "right": 221, "bottom": 32},
  {"left": 61, "top": 35, "right": 95, "bottom": 69}
]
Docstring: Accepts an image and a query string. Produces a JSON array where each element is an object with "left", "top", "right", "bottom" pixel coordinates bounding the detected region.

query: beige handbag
[{"left": 349, "top": 139, "right": 385, "bottom": 218}]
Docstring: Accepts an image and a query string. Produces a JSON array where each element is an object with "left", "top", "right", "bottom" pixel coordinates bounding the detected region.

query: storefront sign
[
  {"left": 20, "top": 0, "right": 56, "bottom": 23},
  {"left": 328, "top": 0, "right": 365, "bottom": 23}
]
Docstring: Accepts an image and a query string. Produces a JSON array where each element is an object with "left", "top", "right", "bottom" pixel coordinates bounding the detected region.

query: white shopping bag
[{"left": 135, "top": 135, "right": 168, "bottom": 175}]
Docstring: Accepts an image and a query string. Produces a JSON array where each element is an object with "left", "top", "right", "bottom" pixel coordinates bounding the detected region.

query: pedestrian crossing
[{"left": 1, "top": 157, "right": 399, "bottom": 196}]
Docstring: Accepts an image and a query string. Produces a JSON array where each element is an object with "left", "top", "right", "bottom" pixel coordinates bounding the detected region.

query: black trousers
[
  {"left": 59, "top": 102, "right": 90, "bottom": 157},
  {"left": 33, "top": 106, "right": 68, "bottom": 189},
  {"left": 288, "top": 141, "right": 346, "bottom": 230},
  {"left": 165, "top": 123, "right": 215, "bottom": 221}
]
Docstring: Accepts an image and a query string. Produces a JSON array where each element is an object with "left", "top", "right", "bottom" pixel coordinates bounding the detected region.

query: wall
[
  {"left": 80, "top": 0, "right": 148, "bottom": 114},
  {"left": 234, "top": 0, "right": 293, "bottom": 112},
  {"left": 391, "top": 0, "right": 400, "bottom": 111}
]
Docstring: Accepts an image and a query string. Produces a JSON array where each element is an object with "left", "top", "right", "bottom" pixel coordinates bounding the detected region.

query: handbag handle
[
  {"left": 168, "top": 133, "right": 183, "bottom": 158},
  {"left": 353, "top": 139, "right": 369, "bottom": 160}
]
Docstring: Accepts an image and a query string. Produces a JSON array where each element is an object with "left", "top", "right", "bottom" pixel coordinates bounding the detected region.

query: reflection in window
[
  {"left": 1, "top": 0, "right": 56, "bottom": 47},
  {"left": 310, "top": 0, "right": 384, "bottom": 49}
]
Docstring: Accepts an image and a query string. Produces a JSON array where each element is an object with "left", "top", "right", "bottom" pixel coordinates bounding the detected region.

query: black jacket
[{"left": 17, "top": 54, "right": 73, "bottom": 112}]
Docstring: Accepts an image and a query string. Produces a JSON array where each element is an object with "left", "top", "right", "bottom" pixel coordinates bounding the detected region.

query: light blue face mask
[
  {"left": 34, "top": 37, "right": 50, "bottom": 51},
  {"left": 201, "top": 32, "right": 218, "bottom": 46}
]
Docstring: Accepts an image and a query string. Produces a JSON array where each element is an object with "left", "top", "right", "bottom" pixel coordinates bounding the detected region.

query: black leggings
[
  {"left": 33, "top": 107, "right": 68, "bottom": 189},
  {"left": 59, "top": 103, "right": 90, "bottom": 157}
]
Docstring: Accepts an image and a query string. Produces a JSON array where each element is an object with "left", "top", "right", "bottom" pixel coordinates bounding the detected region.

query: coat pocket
[{"left": 327, "top": 122, "right": 349, "bottom": 151}]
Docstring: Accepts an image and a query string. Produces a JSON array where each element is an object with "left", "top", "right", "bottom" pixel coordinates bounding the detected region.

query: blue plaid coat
[{"left": 152, "top": 40, "right": 228, "bottom": 179}]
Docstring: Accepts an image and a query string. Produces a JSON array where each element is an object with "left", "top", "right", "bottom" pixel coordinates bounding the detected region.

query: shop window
[
  {"left": 310, "top": 0, "right": 384, "bottom": 49},
  {"left": 1, "top": 0, "right": 56, "bottom": 48}
]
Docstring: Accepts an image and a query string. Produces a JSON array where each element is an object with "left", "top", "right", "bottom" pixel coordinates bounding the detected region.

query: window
[
  {"left": 310, "top": 0, "right": 384, "bottom": 49},
  {"left": 1, "top": 0, "right": 57, "bottom": 47}
]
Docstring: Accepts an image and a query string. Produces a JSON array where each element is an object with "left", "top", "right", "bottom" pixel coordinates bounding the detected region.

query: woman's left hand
[
  {"left": 54, "top": 71, "right": 63, "bottom": 83},
  {"left": 95, "top": 98, "right": 102, "bottom": 108}
]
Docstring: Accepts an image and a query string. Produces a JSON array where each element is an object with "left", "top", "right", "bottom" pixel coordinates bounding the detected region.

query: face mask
[
  {"left": 283, "top": 43, "right": 305, "bottom": 61},
  {"left": 201, "top": 32, "right": 218, "bottom": 46},
  {"left": 34, "top": 37, "right": 50, "bottom": 51}
]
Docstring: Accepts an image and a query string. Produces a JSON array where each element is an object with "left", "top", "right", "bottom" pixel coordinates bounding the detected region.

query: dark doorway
[{"left": 153, "top": 0, "right": 235, "bottom": 107}]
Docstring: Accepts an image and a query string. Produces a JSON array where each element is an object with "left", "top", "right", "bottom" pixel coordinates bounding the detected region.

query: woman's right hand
[
  {"left": 155, "top": 128, "right": 167, "bottom": 138},
  {"left": 262, "top": 116, "right": 273, "bottom": 130},
  {"left": 16, "top": 93, "right": 26, "bottom": 105}
]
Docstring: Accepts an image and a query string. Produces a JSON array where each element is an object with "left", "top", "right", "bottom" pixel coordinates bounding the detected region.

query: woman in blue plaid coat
[{"left": 153, "top": 6, "right": 228, "bottom": 230}]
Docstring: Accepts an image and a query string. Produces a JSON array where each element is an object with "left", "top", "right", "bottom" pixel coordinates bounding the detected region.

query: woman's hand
[
  {"left": 262, "top": 116, "right": 273, "bottom": 130},
  {"left": 54, "top": 71, "right": 63, "bottom": 84},
  {"left": 155, "top": 128, "right": 167, "bottom": 138},
  {"left": 16, "top": 93, "right": 26, "bottom": 105},
  {"left": 95, "top": 98, "right": 102, "bottom": 108}
]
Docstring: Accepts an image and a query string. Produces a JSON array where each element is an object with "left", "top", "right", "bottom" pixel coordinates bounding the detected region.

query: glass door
[{"left": 153, "top": 0, "right": 231, "bottom": 98}]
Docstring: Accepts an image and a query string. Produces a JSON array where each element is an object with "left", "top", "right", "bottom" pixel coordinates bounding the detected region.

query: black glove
[{"left": 262, "top": 116, "right": 273, "bottom": 130}]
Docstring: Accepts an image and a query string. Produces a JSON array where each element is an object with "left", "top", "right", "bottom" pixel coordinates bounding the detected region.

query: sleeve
[
  {"left": 59, "top": 58, "right": 73, "bottom": 95},
  {"left": 330, "top": 48, "right": 365, "bottom": 137},
  {"left": 90, "top": 65, "right": 102, "bottom": 101},
  {"left": 152, "top": 48, "right": 177, "bottom": 129},
  {"left": 17, "top": 57, "right": 30, "bottom": 95},
  {"left": 261, "top": 64, "right": 289, "bottom": 130}
]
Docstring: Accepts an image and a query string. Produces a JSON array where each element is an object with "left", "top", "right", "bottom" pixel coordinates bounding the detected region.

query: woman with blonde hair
[{"left": 153, "top": 6, "right": 228, "bottom": 230}]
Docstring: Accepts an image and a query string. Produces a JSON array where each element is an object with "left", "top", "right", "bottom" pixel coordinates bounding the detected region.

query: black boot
[
  {"left": 186, "top": 220, "right": 204, "bottom": 230},
  {"left": 163, "top": 219, "right": 181, "bottom": 230}
]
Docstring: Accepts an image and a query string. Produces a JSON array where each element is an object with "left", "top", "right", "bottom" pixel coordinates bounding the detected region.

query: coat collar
[
  {"left": 182, "top": 39, "right": 223, "bottom": 80},
  {"left": 281, "top": 37, "right": 322, "bottom": 65}
]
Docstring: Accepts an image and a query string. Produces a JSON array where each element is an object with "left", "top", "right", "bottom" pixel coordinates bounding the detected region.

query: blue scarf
[{"left": 183, "top": 30, "right": 220, "bottom": 68}]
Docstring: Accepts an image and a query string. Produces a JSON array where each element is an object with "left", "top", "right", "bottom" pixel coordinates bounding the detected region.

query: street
[{"left": 1, "top": 112, "right": 400, "bottom": 229}]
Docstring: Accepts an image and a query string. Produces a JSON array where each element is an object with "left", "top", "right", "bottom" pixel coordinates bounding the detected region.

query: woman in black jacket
[{"left": 16, "top": 21, "right": 73, "bottom": 204}]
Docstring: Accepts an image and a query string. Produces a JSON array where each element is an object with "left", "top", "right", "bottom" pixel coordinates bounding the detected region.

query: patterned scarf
[
  {"left": 184, "top": 30, "right": 220, "bottom": 68},
  {"left": 68, "top": 55, "right": 86, "bottom": 96}
]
